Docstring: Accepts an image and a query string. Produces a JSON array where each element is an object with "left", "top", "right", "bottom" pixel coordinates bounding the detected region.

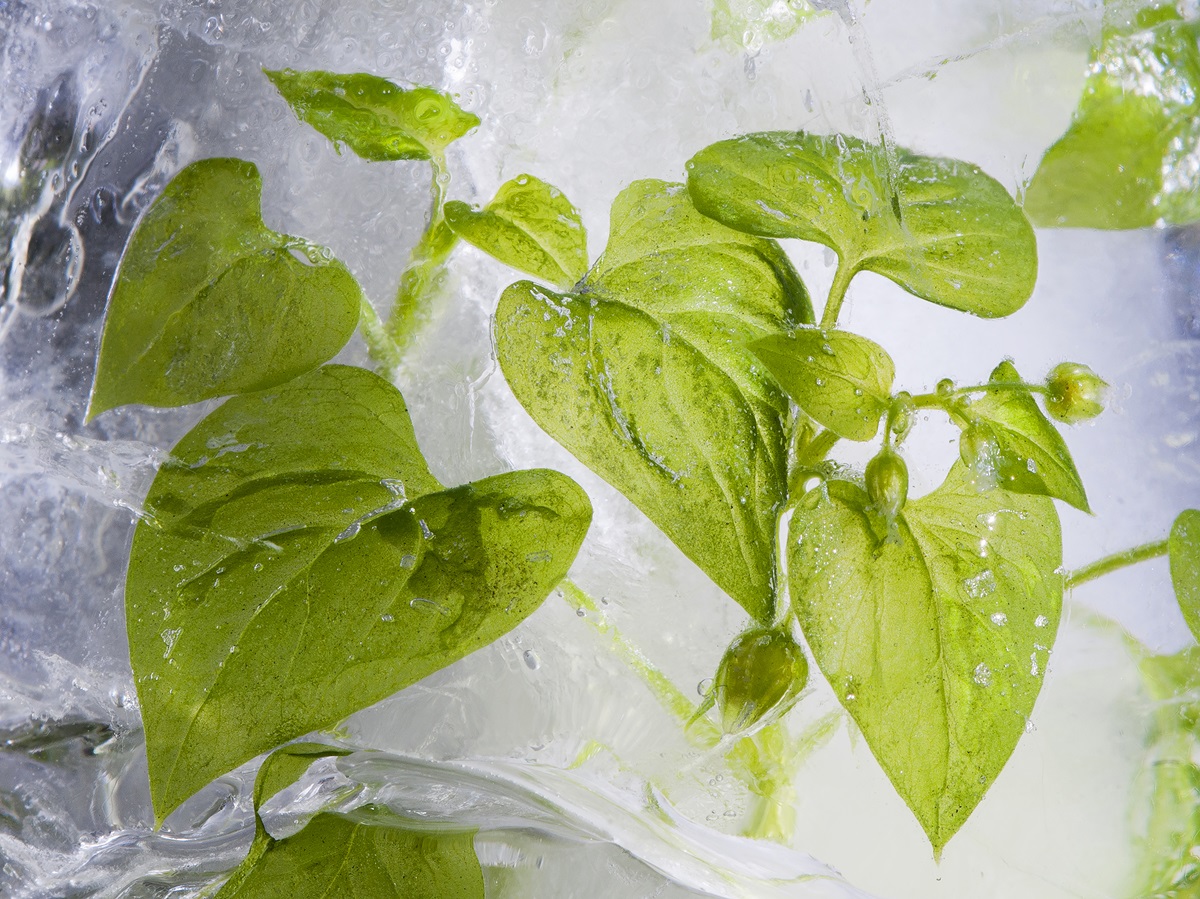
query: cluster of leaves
[
  {"left": 90, "top": 70, "right": 598, "bottom": 895},
  {"left": 495, "top": 125, "right": 1086, "bottom": 853},
  {"left": 93, "top": 1, "right": 1200, "bottom": 886}
]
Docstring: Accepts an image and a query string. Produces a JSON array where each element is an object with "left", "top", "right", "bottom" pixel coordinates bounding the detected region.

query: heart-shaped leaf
[
  {"left": 215, "top": 805, "right": 484, "bottom": 899},
  {"left": 788, "top": 464, "right": 1062, "bottom": 852},
  {"left": 265, "top": 69, "right": 479, "bottom": 161},
  {"left": 88, "top": 158, "right": 362, "bottom": 419},
  {"left": 686, "top": 131, "right": 1037, "bottom": 318},
  {"left": 1025, "top": 7, "right": 1200, "bottom": 229},
  {"left": 496, "top": 180, "right": 812, "bottom": 623},
  {"left": 444, "top": 174, "right": 587, "bottom": 288},
  {"left": 750, "top": 327, "right": 894, "bottom": 441},
  {"left": 965, "top": 360, "right": 1090, "bottom": 512},
  {"left": 1170, "top": 509, "right": 1200, "bottom": 643},
  {"left": 129, "top": 365, "right": 591, "bottom": 823}
]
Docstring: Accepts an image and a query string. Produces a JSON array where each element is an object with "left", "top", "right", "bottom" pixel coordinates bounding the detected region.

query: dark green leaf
[
  {"left": 966, "top": 360, "right": 1090, "bottom": 512},
  {"left": 1025, "top": 9, "right": 1200, "bottom": 229},
  {"left": 496, "top": 180, "right": 812, "bottom": 623},
  {"left": 686, "top": 131, "right": 1037, "bottom": 318},
  {"left": 444, "top": 174, "right": 587, "bottom": 288},
  {"left": 216, "top": 807, "right": 483, "bottom": 899},
  {"left": 265, "top": 69, "right": 479, "bottom": 161},
  {"left": 88, "top": 158, "right": 361, "bottom": 419},
  {"left": 1170, "top": 509, "right": 1200, "bottom": 643},
  {"left": 750, "top": 328, "right": 894, "bottom": 441},
  {"left": 788, "top": 464, "right": 1062, "bottom": 852},
  {"left": 129, "top": 365, "right": 591, "bottom": 823}
]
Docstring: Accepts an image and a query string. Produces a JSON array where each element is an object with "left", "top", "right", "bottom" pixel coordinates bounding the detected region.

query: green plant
[{"left": 88, "top": 46, "right": 1200, "bottom": 893}]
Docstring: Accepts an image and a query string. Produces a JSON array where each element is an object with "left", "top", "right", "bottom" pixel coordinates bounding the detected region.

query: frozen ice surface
[{"left": 2, "top": 0, "right": 1199, "bottom": 896}]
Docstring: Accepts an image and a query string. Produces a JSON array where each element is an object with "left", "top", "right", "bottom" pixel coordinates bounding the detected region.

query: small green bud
[
  {"left": 1044, "top": 362, "right": 1107, "bottom": 424},
  {"left": 889, "top": 391, "right": 915, "bottom": 444},
  {"left": 866, "top": 447, "right": 908, "bottom": 521},
  {"left": 935, "top": 377, "right": 956, "bottom": 398},
  {"left": 959, "top": 419, "right": 1001, "bottom": 491},
  {"left": 713, "top": 628, "right": 808, "bottom": 735}
]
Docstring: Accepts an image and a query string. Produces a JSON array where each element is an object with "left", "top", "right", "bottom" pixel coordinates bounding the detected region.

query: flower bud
[
  {"left": 1044, "top": 362, "right": 1107, "bottom": 424},
  {"left": 866, "top": 447, "right": 908, "bottom": 521},
  {"left": 713, "top": 628, "right": 808, "bottom": 735}
]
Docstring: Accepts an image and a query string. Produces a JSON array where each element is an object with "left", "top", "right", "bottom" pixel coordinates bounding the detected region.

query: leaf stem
[
  {"left": 1066, "top": 539, "right": 1170, "bottom": 589},
  {"left": 910, "top": 380, "right": 1048, "bottom": 410},
  {"left": 357, "top": 296, "right": 404, "bottom": 379},
  {"left": 819, "top": 259, "right": 856, "bottom": 330},
  {"left": 385, "top": 153, "right": 459, "bottom": 354},
  {"left": 796, "top": 427, "right": 840, "bottom": 468}
]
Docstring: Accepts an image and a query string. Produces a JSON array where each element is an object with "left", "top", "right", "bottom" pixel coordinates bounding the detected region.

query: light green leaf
[
  {"left": 686, "top": 131, "right": 1037, "bottom": 318},
  {"left": 215, "top": 806, "right": 483, "bottom": 899},
  {"left": 496, "top": 180, "right": 812, "bottom": 623},
  {"left": 88, "top": 158, "right": 362, "bottom": 419},
  {"left": 710, "top": 0, "right": 818, "bottom": 51},
  {"left": 750, "top": 327, "right": 894, "bottom": 441},
  {"left": 129, "top": 365, "right": 591, "bottom": 823},
  {"left": 1025, "top": 8, "right": 1200, "bottom": 229},
  {"left": 1170, "top": 509, "right": 1200, "bottom": 643},
  {"left": 967, "top": 360, "right": 1090, "bottom": 512},
  {"left": 264, "top": 68, "right": 479, "bottom": 162},
  {"left": 444, "top": 174, "right": 588, "bottom": 288},
  {"left": 788, "top": 464, "right": 1062, "bottom": 852}
]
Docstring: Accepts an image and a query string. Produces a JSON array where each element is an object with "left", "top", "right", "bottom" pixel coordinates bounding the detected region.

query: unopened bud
[
  {"left": 714, "top": 628, "right": 808, "bottom": 735},
  {"left": 1044, "top": 362, "right": 1107, "bottom": 424},
  {"left": 866, "top": 447, "right": 908, "bottom": 521}
]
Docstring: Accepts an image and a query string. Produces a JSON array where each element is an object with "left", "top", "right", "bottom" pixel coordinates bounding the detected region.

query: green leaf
[
  {"left": 496, "top": 180, "right": 813, "bottom": 623},
  {"left": 686, "top": 131, "right": 1037, "bottom": 318},
  {"left": 1024, "top": 9, "right": 1200, "bottom": 229},
  {"left": 1170, "top": 509, "right": 1200, "bottom": 643},
  {"left": 253, "top": 742, "right": 354, "bottom": 811},
  {"left": 444, "top": 174, "right": 588, "bottom": 288},
  {"left": 750, "top": 327, "right": 894, "bottom": 441},
  {"left": 129, "top": 365, "right": 591, "bottom": 823},
  {"left": 215, "top": 806, "right": 483, "bottom": 899},
  {"left": 788, "top": 464, "right": 1062, "bottom": 852},
  {"left": 265, "top": 69, "right": 479, "bottom": 162},
  {"left": 710, "top": 0, "right": 818, "bottom": 50},
  {"left": 88, "top": 158, "right": 362, "bottom": 419},
  {"left": 966, "top": 360, "right": 1090, "bottom": 512}
]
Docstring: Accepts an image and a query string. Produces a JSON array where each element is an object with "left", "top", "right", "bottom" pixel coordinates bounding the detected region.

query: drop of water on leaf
[
  {"left": 990, "top": 612, "right": 1007, "bottom": 626},
  {"left": 380, "top": 613, "right": 394, "bottom": 623},
  {"left": 1034, "top": 614, "right": 1049, "bottom": 628},
  {"left": 973, "top": 662, "right": 993, "bottom": 687},
  {"left": 697, "top": 677, "right": 713, "bottom": 696},
  {"left": 409, "top": 597, "right": 449, "bottom": 615},
  {"left": 525, "top": 550, "right": 552, "bottom": 563}
]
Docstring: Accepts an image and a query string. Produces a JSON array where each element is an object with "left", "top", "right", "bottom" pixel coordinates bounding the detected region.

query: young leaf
[
  {"left": 1024, "top": 7, "right": 1200, "bottom": 229},
  {"left": 686, "top": 131, "right": 1037, "bottom": 318},
  {"left": 265, "top": 69, "right": 479, "bottom": 161},
  {"left": 129, "top": 365, "right": 592, "bottom": 823},
  {"left": 215, "top": 806, "right": 484, "bottom": 899},
  {"left": 788, "top": 464, "right": 1062, "bottom": 853},
  {"left": 444, "top": 174, "right": 588, "bottom": 288},
  {"left": 496, "top": 180, "right": 812, "bottom": 624},
  {"left": 965, "top": 360, "right": 1090, "bottom": 512},
  {"left": 1170, "top": 509, "right": 1200, "bottom": 643},
  {"left": 750, "top": 327, "right": 894, "bottom": 441},
  {"left": 88, "top": 158, "right": 362, "bottom": 419}
]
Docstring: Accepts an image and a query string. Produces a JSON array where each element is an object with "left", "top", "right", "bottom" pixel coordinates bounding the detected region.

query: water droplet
[
  {"left": 990, "top": 612, "right": 1008, "bottom": 626},
  {"left": 525, "top": 550, "right": 552, "bottom": 563},
  {"left": 173, "top": 564, "right": 184, "bottom": 572},
  {"left": 523, "top": 649, "right": 540, "bottom": 670},
  {"left": 697, "top": 677, "right": 713, "bottom": 696},
  {"left": 973, "top": 662, "right": 993, "bottom": 687},
  {"left": 1034, "top": 615, "right": 1049, "bottom": 628},
  {"left": 380, "top": 613, "right": 394, "bottom": 623},
  {"left": 964, "top": 569, "right": 997, "bottom": 599},
  {"left": 409, "top": 597, "right": 449, "bottom": 615},
  {"left": 399, "top": 554, "right": 417, "bottom": 569}
]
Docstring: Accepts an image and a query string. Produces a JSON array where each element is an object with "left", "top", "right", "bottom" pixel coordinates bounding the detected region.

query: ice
[{"left": 2, "top": 0, "right": 1200, "bottom": 897}]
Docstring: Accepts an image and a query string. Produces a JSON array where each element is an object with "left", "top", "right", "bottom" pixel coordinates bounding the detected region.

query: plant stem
[
  {"left": 819, "top": 259, "right": 855, "bottom": 330},
  {"left": 796, "top": 428, "right": 840, "bottom": 468},
  {"left": 1066, "top": 539, "right": 1170, "bottom": 589},
  {"left": 910, "top": 381, "right": 1048, "bottom": 410},
  {"left": 357, "top": 296, "right": 404, "bottom": 379},
  {"left": 385, "top": 154, "right": 459, "bottom": 355}
]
